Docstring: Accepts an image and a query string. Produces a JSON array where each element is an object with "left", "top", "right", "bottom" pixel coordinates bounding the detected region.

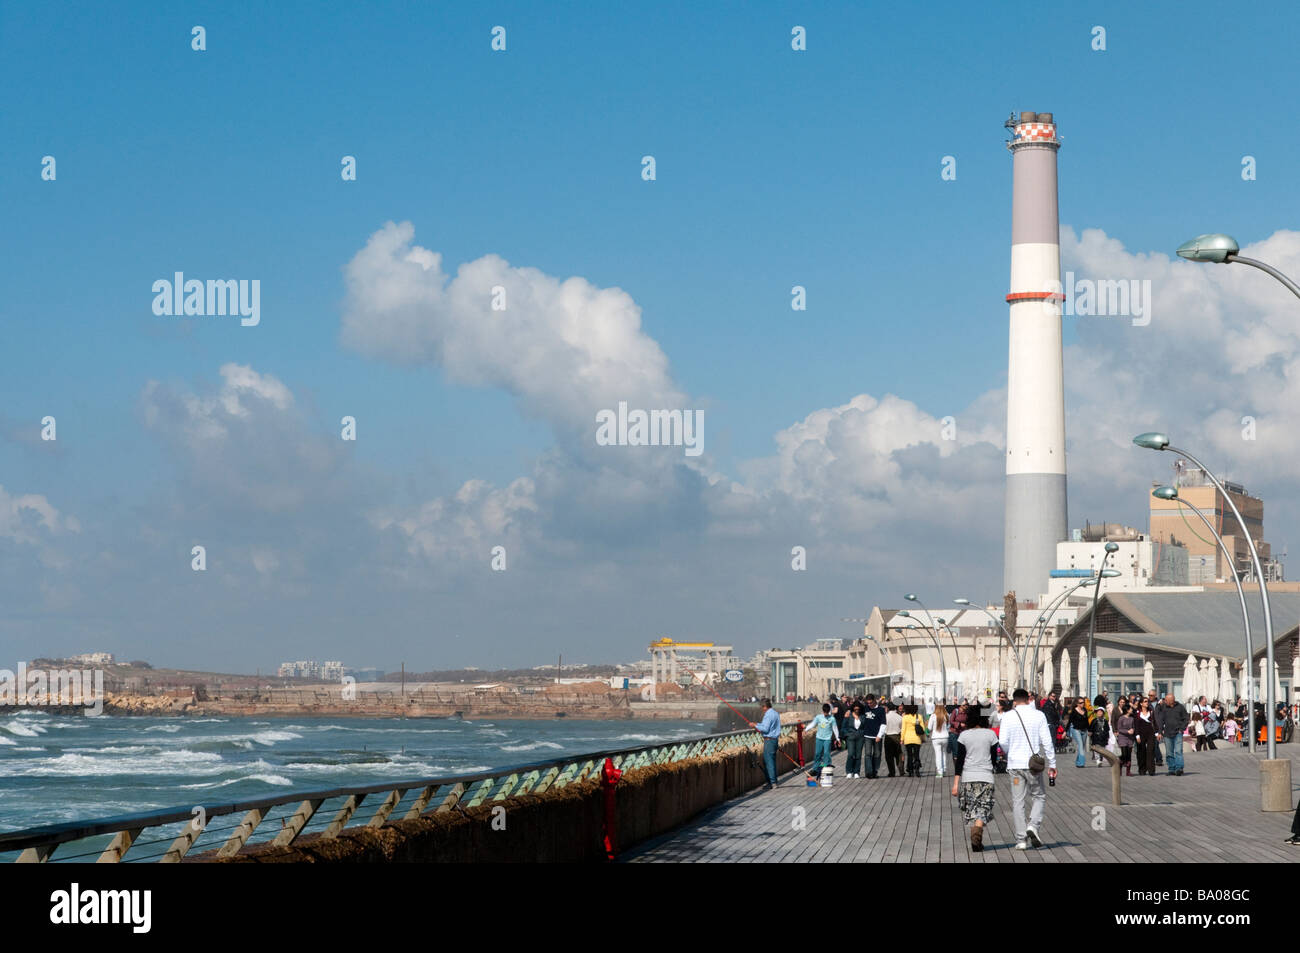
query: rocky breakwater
[{"left": 102, "top": 692, "right": 199, "bottom": 716}]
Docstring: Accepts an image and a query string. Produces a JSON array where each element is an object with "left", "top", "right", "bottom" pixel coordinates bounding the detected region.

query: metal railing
[{"left": 0, "top": 723, "right": 796, "bottom": 863}]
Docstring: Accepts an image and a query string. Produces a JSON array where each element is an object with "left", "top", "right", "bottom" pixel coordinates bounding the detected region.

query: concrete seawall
[{"left": 205, "top": 732, "right": 816, "bottom": 863}]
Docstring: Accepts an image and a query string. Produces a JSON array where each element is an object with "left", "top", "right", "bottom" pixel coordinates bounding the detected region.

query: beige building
[{"left": 1149, "top": 463, "right": 1279, "bottom": 584}]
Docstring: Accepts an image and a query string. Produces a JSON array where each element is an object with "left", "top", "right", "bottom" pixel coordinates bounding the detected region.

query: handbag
[{"left": 1014, "top": 708, "right": 1046, "bottom": 774}]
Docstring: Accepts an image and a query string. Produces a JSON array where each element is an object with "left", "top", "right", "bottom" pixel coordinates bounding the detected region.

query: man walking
[
  {"left": 757, "top": 698, "right": 782, "bottom": 789},
  {"left": 884, "top": 702, "right": 904, "bottom": 778},
  {"left": 1156, "top": 693, "right": 1189, "bottom": 776},
  {"left": 998, "top": 688, "right": 1057, "bottom": 849},
  {"left": 861, "top": 694, "right": 887, "bottom": 778}
]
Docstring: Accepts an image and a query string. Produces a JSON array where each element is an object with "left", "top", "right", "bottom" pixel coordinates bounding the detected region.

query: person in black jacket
[
  {"left": 1132, "top": 697, "right": 1158, "bottom": 775},
  {"left": 1068, "top": 699, "right": 1090, "bottom": 768},
  {"left": 1155, "top": 694, "right": 1189, "bottom": 775},
  {"left": 841, "top": 704, "right": 870, "bottom": 779}
]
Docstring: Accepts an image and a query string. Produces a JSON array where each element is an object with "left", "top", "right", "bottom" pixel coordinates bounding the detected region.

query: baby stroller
[{"left": 1053, "top": 723, "right": 1074, "bottom": 754}]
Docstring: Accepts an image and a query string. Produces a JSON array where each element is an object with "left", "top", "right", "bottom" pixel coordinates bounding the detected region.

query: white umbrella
[
  {"left": 1260, "top": 657, "right": 1268, "bottom": 705},
  {"left": 1143, "top": 661, "right": 1154, "bottom": 695},
  {"left": 1183, "top": 655, "right": 1199, "bottom": 704},
  {"left": 1274, "top": 662, "right": 1284, "bottom": 702},
  {"left": 1078, "top": 646, "right": 1089, "bottom": 699},
  {"left": 1207, "top": 658, "right": 1219, "bottom": 702},
  {"left": 1198, "top": 658, "right": 1210, "bottom": 704},
  {"left": 991, "top": 663, "right": 1000, "bottom": 698},
  {"left": 1218, "top": 662, "right": 1235, "bottom": 706},
  {"left": 1292, "top": 657, "right": 1300, "bottom": 704},
  {"left": 1061, "top": 652, "right": 1072, "bottom": 698}
]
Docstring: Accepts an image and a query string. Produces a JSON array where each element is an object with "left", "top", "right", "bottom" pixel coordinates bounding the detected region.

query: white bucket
[{"left": 819, "top": 766, "right": 834, "bottom": 787}]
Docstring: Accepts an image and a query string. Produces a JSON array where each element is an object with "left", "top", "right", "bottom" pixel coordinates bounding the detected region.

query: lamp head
[
  {"left": 1101, "top": 569, "right": 1121, "bottom": 578},
  {"left": 904, "top": 593, "right": 918, "bottom": 602},
  {"left": 1133, "top": 432, "right": 1170, "bottom": 451},
  {"left": 1176, "top": 233, "right": 1238, "bottom": 264},
  {"left": 897, "top": 609, "right": 911, "bottom": 618},
  {"left": 1104, "top": 541, "right": 1120, "bottom": 553},
  {"left": 1153, "top": 485, "right": 1179, "bottom": 501},
  {"left": 954, "top": 598, "right": 971, "bottom": 605}
]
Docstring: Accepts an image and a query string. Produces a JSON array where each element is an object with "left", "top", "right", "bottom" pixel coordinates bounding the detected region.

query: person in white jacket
[
  {"left": 998, "top": 688, "right": 1058, "bottom": 850},
  {"left": 928, "top": 705, "right": 950, "bottom": 777}
]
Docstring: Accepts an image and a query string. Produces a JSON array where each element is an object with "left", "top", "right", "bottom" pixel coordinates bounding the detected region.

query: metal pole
[
  {"left": 909, "top": 596, "right": 958, "bottom": 702},
  {"left": 1085, "top": 548, "right": 1117, "bottom": 700},
  {"left": 908, "top": 624, "right": 946, "bottom": 705},
  {"left": 1167, "top": 445, "right": 1275, "bottom": 759},
  {"left": 1031, "top": 578, "right": 1097, "bottom": 694},
  {"left": 1166, "top": 495, "right": 1255, "bottom": 754},
  {"left": 1226, "top": 254, "right": 1300, "bottom": 300}
]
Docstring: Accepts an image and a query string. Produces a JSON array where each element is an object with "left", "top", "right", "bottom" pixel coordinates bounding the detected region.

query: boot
[{"left": 1125, "top": 763, "right": 1131, "bottom": 777}]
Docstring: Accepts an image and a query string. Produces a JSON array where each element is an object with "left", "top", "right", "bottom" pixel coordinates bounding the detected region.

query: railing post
[
  {"left": 97, "top": 828, "right": 143, "bottom": 863},
  {"left": 601, "top": 757, "right": 623, "bottom": 861},
  {"left": 218, "top": 809, "right": 265, "bottom": 858},
  {"left": 272, "top": 798, "right": 325, "bottom": 847}
]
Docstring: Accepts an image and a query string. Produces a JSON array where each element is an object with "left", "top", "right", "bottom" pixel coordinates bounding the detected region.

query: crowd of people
[{"left": 752, "top": 687, "right": 1300, "bottom": 852}]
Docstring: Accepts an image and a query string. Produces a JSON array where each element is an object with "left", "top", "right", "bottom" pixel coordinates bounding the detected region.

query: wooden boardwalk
[{"left": 624, "top": 740, "right": 1300, "bottom": 863}]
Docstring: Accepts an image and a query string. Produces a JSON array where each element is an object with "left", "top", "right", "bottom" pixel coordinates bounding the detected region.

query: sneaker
[
  {"left": 1284, "top": 835, "right": 1300, "bottom": 845},
  {"left": 1026, "top": 826, "right": 1042, "bottom": 848},
  {"left": 1176, "top": 769, "right": 1184, "bottom": 776},
  {"left": 1014, "top": 840, "right": 1029, "bottom": 850}
]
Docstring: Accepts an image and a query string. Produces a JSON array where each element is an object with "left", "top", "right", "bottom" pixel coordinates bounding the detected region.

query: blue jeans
[
  {"left": 1163, "top": 733, "right": 1184, "bottom": 773},
  {"left": 1071, "top": 727, "right": 1088, "bottom": 767},
  {"left": 862, "top": 738, "right": 882, "bottom": 776},
  {"left": 812, "top": 737, "right": 833, "bottom": 773},
  {"left": 762, "top": 737, "right": 779, "bottom": 783}
]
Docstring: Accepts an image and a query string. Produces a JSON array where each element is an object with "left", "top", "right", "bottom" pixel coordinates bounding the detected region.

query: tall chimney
[{"left": 1003, "top": 111, "right": 1068, "bottom": 605}]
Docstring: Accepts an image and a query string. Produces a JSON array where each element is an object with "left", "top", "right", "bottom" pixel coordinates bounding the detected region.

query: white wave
[
  {"left": 0, "top": 735, "right": 16, "bottom": 746},
  {"left": 179, "top": 772, "right": 293, "bottom": 789},
  {"left": 65, "top": 745, "right": 157, "bottom": 755},
  {"left": 142, "top": 724, "right": 183, "bottom": 733},
  {"left": 11, "top": 746, "right": 45, "bottom": 752},
  {"left": 500, "top": 741, "right": 564, "bottom": 752},
  {"left": 2, "top": 722, "right": 41, "bottom": 737},
  {"left": 187, "top": 718, "right": 228, "bottom": 724},
  {"left": 9, "top": 749, "right": 230, "bottom": 778}
]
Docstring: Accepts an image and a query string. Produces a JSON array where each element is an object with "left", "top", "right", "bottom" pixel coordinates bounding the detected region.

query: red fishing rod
[{"left": 675, "top": 664, "right": 808, "bottom": 772}]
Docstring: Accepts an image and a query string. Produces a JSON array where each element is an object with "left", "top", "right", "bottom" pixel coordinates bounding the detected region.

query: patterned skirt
[{"left": 958, "top": 781, "right": 995, "bottom": 823}]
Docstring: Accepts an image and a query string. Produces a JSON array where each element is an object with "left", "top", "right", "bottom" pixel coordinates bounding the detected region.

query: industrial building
[{"left": 1149, "top": 461, "right": 1283, "bottom": 584}]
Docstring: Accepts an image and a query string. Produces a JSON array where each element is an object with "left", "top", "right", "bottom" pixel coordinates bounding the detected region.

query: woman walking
[
  {"left": 1115, "top": 698, "right": 1135, "bottom": 776},
  {"left": 842, "top": 703, "right": 868, "bottom": 779},
  {"left": 901, "top": 704, "right": 927, "bottom": 777},
  {"left": 1068, "top": 698, "right": 1090, "bottom": 768},
  {"left": 928, "top": 704, "right": 950, "bottom": 778},
  {"left": 1133, "top": 697, "right": 1158, "bottom": 775},
  {"left": 951, "top": 709, "right": 999, "bottom": 851}
]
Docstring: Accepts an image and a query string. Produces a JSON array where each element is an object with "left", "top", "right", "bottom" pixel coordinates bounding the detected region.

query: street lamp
[
  {"left": 904, "top": 594, "right": 960, "bottom": 703},
  {"left": 1153, "top": 485, "right": 1256, "bottom": 754},
  {"left": 1177, "top": 234, "right": 1300, "bottom": 300},
  {"left": 1030, "top": 572, "right": 1120, "bottom": 693},
  {"left": 1085, "top": 541, "right": 1121, "bottom": 698},
  {"left": 1134, "top": 432, "right": 1276, "bottom": 761},
  {"left": 842, "top": 617, "right": 890, "bottom": 694},
  {"left": 953, "top": 598, "right": 1024, "bottom": 689},
  {"left": 897, "top": 610, "right": 947, "bottom": 703}
]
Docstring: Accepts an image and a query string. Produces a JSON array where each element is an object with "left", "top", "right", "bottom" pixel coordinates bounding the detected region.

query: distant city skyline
[{"left": 3, "top": 3, "right": 1299, "bottom": 672}]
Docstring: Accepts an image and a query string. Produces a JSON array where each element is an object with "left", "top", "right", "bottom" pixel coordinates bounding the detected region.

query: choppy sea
[{"left": 0, "top": 710, "right": 708, "bottom": 837}]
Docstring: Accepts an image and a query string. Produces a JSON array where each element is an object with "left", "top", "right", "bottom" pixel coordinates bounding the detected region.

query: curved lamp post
[
  {"left": 897, "top": 610, "right": 947, "bottom": 703},
  {"left": 905, "top": 594, "right": 960, "bottom": 704},
  {"left": 1030, "top": 573, "right": 1120, "bottom": 693},
  {"left": 842, "top": 617, "right": 891, "bottom": 695},
  {"left": 1135, "top": 432, "right": 1276, "bottom": 759},
  {"left": 1153, "top": 486, "right": 1256, "bottom": 754},
  {"left": 1085, "top": 541, "right": 1121, "bottom": 698},
  {"left": 1177, "top": 234, "right": 1300, "bottom": 300},
  {"left": 953, "top": 598, "right": 1024, "bottom": 690}
]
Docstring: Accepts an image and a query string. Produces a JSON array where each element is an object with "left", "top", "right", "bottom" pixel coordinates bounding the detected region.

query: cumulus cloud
[{"left": 341, "top": 221, "right": 688, "bottom": 455}]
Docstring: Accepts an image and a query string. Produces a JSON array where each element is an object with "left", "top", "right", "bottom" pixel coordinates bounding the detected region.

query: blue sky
[{"left": 2, "top": 1, "right": 1299, "bottom": 672}]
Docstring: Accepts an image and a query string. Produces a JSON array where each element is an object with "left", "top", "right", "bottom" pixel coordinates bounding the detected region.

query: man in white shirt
[{"left": 999, "top": 688, "right": 1058, "bottom": 849}]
